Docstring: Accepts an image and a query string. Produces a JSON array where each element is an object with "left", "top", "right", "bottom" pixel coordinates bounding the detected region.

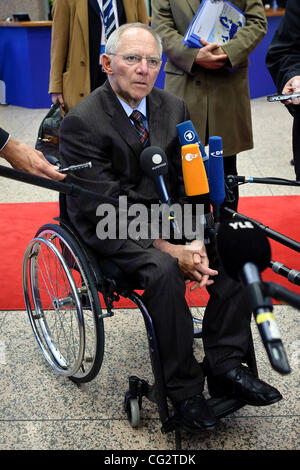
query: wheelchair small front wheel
[{"left": 125, "top": 398, "right": 140, "bottom": 428}]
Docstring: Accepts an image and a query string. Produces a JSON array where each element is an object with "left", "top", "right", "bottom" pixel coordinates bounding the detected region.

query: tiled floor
[{"left": 0, "top": 98, "right": 299, "bottom": 450}]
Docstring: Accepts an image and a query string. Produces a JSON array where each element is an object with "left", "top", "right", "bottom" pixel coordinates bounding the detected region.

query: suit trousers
[{"left": 105, "top": 238, "right": 252, "bottom": 402}]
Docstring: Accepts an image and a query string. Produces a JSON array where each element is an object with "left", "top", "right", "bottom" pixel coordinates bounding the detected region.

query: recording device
[
  {"left": 45, "top": 155, "right": 92, "bottom": 174},
  {"left": 176, "top": 120, "right": 209, "bottom": 174},
  {"left": 58, "top": 162, "right": 92, "bottom": 173},
  {"left": 140, "top": 146, "right": 180, "bottom": 234},
  {"left": 217, "top": 219, "right": 291, "bottom": 375},
  {"left": 208, "top": 136, "right": 225, "bottom": 223},
  {"left": 181, "top": 143, "right": 209, "bottom": 196},
  {"left": 267, "top": 93, "right": 300, "bottom": 102}
]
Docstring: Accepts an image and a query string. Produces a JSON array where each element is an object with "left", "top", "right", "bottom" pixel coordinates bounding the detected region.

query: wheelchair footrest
[{"left": 208, "top": 396, "right": 245, "bottom": 419}]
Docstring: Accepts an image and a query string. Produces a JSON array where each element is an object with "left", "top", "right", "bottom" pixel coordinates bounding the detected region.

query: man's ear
[{"left": 101, "top": 54, "right": 113, "bottom": 75}]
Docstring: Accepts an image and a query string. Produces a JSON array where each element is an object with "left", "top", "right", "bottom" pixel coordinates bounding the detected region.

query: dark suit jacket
[
  {"left": 266, "top": 0, "right": 300, "bottom": 100},
  {"left": 59, "top": 80, "right": 189, "bottom": 256}
]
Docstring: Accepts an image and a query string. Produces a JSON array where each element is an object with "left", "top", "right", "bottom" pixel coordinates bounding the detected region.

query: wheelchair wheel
[{"left": 23, "top": 223, "right": 104, "bottom": 383}]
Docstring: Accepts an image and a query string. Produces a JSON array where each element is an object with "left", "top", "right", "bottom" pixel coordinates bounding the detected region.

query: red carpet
[{"left": 0, "top": 196, "right": 299, "bottom": 311}]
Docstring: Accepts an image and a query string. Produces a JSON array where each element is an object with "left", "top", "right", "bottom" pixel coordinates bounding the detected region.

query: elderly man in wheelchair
[{"left": 23, "top": 23, "right": 282, "bottom": 439}]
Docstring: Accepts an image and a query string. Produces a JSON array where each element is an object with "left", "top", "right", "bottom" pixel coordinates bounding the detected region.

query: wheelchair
[{"left": 22, "top": 197, "right": 258, "bottom": 450}]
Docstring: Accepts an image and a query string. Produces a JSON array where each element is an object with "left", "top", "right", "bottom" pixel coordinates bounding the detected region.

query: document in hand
[{"left": 183, "top": 0, "right": 246, "bottom": 48}]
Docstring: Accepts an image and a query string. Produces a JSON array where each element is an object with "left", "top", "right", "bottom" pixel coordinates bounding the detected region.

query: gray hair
[{"left": 105, "top": 23, "right": 163, "bottom": 58}]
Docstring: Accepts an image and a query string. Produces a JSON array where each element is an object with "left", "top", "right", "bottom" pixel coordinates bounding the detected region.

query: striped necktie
[
  {"left": 130, "top": 110, "right": 149, "bottom": 147},
  {"left": 103, "top": 0, "right": 116, "bottom": 39}
]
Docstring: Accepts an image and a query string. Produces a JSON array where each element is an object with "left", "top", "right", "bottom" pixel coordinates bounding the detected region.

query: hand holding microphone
[{"left": 282, "top": 75, "right": 300, "bottom": 105}]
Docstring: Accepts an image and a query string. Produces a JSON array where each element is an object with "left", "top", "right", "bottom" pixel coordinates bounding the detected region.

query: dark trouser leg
[
  {"left": 103, "top": 239, "right": 252, "bottom": 398},
  {"left": 202, "top": 242, "right": 252, "bottom": 376},
  {"left": 292, "top": 115, "right": 300, "bottom": 181},
  {"left": 105, "top": 241, "right": 204, "bottom": 402}
]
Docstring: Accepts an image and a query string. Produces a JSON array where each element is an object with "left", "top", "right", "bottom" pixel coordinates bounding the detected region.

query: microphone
[
  {"left": 176, "top": 120, "right": 209, "bottom": 175},
  {"left": 140, "top": 146, "right": 180, "bottom": 234},
  {"left": 208, "top": 136, "right": 225, "bottom": 223},
  {"left": 226, "top": 174, "right": 300, "bottom": 187},
  {"left": 181, "top": 143, "right": 209, "bottom": 196},
  {"left": 216, "top": 219, "right": 291, "bottom": 375},
  {"left": 270, "top": 261, "right": 300, "bottom": 287}
]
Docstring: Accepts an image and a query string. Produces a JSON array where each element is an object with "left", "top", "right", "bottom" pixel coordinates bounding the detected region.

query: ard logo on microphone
[{"left": 183, "top": 129, "right": 195, "bottom": 142}]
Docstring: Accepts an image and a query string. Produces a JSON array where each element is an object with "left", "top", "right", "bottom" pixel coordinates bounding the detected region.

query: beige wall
[{"left": 0, "top": 0, "right": 48, "bottom": 21}]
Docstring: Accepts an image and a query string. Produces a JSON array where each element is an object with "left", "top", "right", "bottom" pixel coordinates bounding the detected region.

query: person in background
[
  {"left": 0, "top": 127, "right": 65, "bottom": 181},
  {"left": 49, "top": 0, "right": 148, "bottom": 112},
  {"left": 151, "top": 0, "right": 267, "bottom": 211},
  {"left": 266, "top": 0, "right": 300, "bottom": 181}
]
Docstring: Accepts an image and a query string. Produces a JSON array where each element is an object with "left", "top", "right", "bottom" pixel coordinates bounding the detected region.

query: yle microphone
[
  {"left": 208, "top": 136, "right": 225, "bottom": 223},
  {"left": 140, "top": 146, "right": 180, "bottom": 234},
  {"left": 217, "top": 219, "right": 291, "bottom": 375},
  {"left": 176, "top": 120, "right": 209, "bottom": 175},
  {"left": 181, "top": 143, "right": 209, "bottom": 196}
]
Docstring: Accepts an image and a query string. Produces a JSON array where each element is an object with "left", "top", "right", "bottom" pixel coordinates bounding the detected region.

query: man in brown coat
[
  {"left": 49, "top": 0, "right": 148, "bottom": 112},
  {"left": 152, "top": 0, "right": 267, "bottom": 209}
]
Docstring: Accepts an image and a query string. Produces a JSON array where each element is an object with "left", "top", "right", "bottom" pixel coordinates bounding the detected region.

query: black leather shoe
[
  {"left": 207, "top": 365, "right": 282, "bottom": 407},
  {"left": 174, "top": 393, "right": 217, "bottom": 432}
]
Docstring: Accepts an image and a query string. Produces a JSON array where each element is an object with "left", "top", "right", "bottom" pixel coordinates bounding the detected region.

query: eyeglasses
[{"left": 109, "top": 53, "right": 162, "bottom": 69}]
